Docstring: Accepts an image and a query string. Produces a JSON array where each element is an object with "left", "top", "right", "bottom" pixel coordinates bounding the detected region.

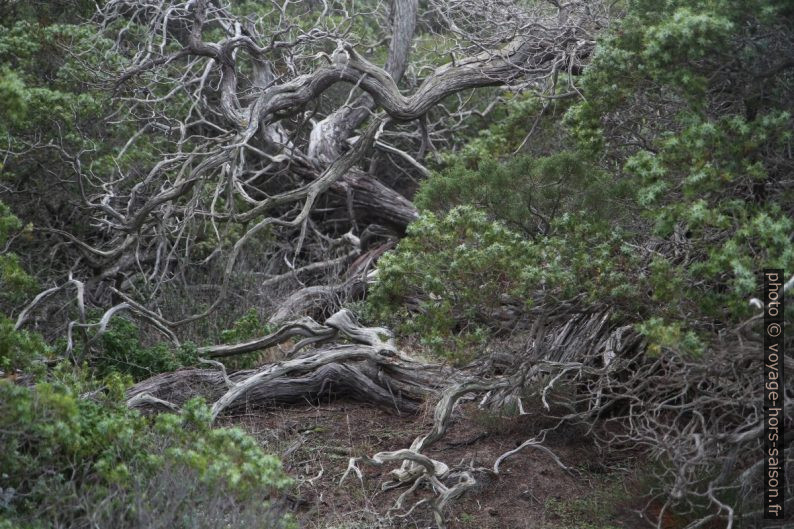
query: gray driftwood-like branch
[{"left": 127, "top": 309, "right": 461, "bottom": 417}]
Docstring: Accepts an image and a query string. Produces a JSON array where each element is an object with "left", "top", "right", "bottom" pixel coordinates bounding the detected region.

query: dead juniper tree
[{"left": 12, "top": 0, "right": 604, "bottom": 346}]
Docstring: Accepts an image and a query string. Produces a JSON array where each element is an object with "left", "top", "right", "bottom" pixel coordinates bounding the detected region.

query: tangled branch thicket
[
  {"left": 1, "top": 0, "right": 792, "bottom": 527},
  {"left": 9, "top": 0, "right": 601, "bottom": 339}
]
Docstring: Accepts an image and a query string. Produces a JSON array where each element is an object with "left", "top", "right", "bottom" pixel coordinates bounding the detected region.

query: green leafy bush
[
  {"left": 368, "top": 207, "right": 635, "bottom": 361},
  {"left": 417, "top": 151, "right": 615, "bottom": 237},
  {"left": 0, "top": 378, "right": 293, "bottom": 529},
  {"left": 93, "top": 317, "right": 198, "bottom": 381},
  {"left": 369, "top": 207, "right": 534, "bottom": 360},
  {"left": 564, "top": 0, "right": 794, "bottom": 341},
  {"left": 384, "top": 0, "right": 793, "bottom": 361}
]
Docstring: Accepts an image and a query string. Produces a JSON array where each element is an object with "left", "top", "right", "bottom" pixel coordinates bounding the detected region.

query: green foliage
[
  {"left": 444, "top": 92, "right": 574, "bottom": 161},
  {"left": 369, "top": 207, "right": 532, "bottom": 360},
  {"left": 220, "top": 308, "right": 274, "bottom": 344},
  {"left": 94, "top": 317, "right": 198, "bottom": 381},
  {"left": 0, "top": 201, "right": 36, "bottom": 308},
  {"left": 0, "top": 0, "right": 96, "bottom": 25},
  {"left": 217, "top": 308, "right": 277, "bottom": 370},
  {"left": 565, "top": 0, "right": 794, "bottom": 338},
  {"left": 0, "top": 12, "right": 193, "bottom": 297},
  {"left": 417, "top": 151, "right": 615, "bottom": 236},
  {"left": 0, "top": 201, "right": 44, "bottom": 375},
  {"left": 0, "top": 21, "right": 119, "bottom": 140},
  {"left": 0, "top": 315, "right": 50, "bottom": 375},
  {"left": 0, "top": 68, "right": 27, "bottom": 125},
  {"left": 369, "top": 207, "right": 635, "bottom": 361},
  {"left": 376, "top": 0, "right": 793, "bottom": 364},
  {"left": 636, "top": 317, "right": 705, "bottom": 359},
  {"left": 373, "top": 90, "right": 637, "bottom": 360},
  {"left": 628, "top": 112, "right": 793, "bottom": 320},
  {"left": 0, "top": 380, "right": 292, "bottom": 528}
]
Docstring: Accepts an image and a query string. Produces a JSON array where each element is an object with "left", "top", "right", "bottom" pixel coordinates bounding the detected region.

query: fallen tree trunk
[
  {"left": 127, "top": 309, "right": 461, "bottom": 416},
  {"left": 334, "top": 169, "right": 419, "bottom": 231},
  {"left": 128, "top": 353, "right": 451, "bottom": 415}
]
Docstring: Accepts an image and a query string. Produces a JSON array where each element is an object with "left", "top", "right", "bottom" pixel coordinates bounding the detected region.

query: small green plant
[
  {"left": 0, "top": 314, "right": 50, "bottom": 375},
  {"left": 0, "top": 201, "right": 37, "bottom": 308},
  {"left": 217, "top": 308, "right": 277, "bottom": 370},
  {"left": 219, "top": 307, "right": 270, "bottom": 344},
  {"left": 470, "top": 406, "right": 519, "bottom": 435},
  {"left": 636, "top": 317, "right": 705, "bottom": 359}
]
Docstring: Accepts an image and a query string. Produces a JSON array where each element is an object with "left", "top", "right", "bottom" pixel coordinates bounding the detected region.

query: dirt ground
[{"left": 219, "top": 397, "right": 662, "bottom": 529}]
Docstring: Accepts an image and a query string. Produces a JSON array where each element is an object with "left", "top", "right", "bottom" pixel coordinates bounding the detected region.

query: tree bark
[
  {"left": 308, "top": 0, "right": 419, "bottom": 162},
  {"left": 127, "top": 309, "right": 461, "bottom": 416}
]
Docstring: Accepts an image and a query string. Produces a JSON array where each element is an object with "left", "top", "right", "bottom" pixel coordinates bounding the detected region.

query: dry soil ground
[{"left": 218, "top": 397, "right": 685, "bottom": 529}]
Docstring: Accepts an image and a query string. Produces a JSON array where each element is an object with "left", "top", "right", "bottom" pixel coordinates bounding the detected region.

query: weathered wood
[
  {"left": 308, "top": 0, "right": 419, "bottom": 162},
  {"left": 267, "top": 278, "right": 366, "bottom": 324},
  {"left": 127, "top": 310, "right": 460, "bottom": 417},
  {"left": 334, "top": 169, "right": 419, "bottom": 231},
  {"left": 128, "top": 360, "right": 433, "bottom": 414},
  {"left": 199, "top": 317, "right": 335, "bottom": 358},
  {"left": 127, "top": 347, "right": 457, "bottom": 416}
]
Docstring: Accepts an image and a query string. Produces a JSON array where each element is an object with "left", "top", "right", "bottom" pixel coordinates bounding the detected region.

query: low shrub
[
  {"left": 94, "top": 316, "right": 198, "bottom": 380},
  {"left": 0, "top": 377, "right": 293, "bottom": 529},
  {"left": 367, "top": 206, "right": 636, "bottom": 362}
]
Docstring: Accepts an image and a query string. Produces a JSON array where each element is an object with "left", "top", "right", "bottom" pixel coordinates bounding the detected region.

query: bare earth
[{"left": 220, "top": 399, "right": 669, "bottom": 529}]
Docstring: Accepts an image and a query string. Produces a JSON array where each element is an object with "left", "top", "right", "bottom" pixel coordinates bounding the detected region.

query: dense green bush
[
  {"left": 0, "top": 377, "right": 293, "bottom": 529},
  {"left": 368, "top": 90, "right": 638, "bottom": 361},
  {"left": 1, "top": 197, "right": 289, "bottom": 526},
  {"left": 563, "top": 0, "right": 793, "bottom": 340},
  {"left": 368, "top": 206, "right": 636, "bottom": 361},
  {"left": 416, "top": 151, "right": 613, "bottom": 237},
  {"left": 92, "top": 317, "right": 199, "bottom": 381},
  {"left": 369, "top": 207, "right": 534, "bottom": 360},
  {"left": 365, "top": 4, "right": 791, "bottom": 521}
]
